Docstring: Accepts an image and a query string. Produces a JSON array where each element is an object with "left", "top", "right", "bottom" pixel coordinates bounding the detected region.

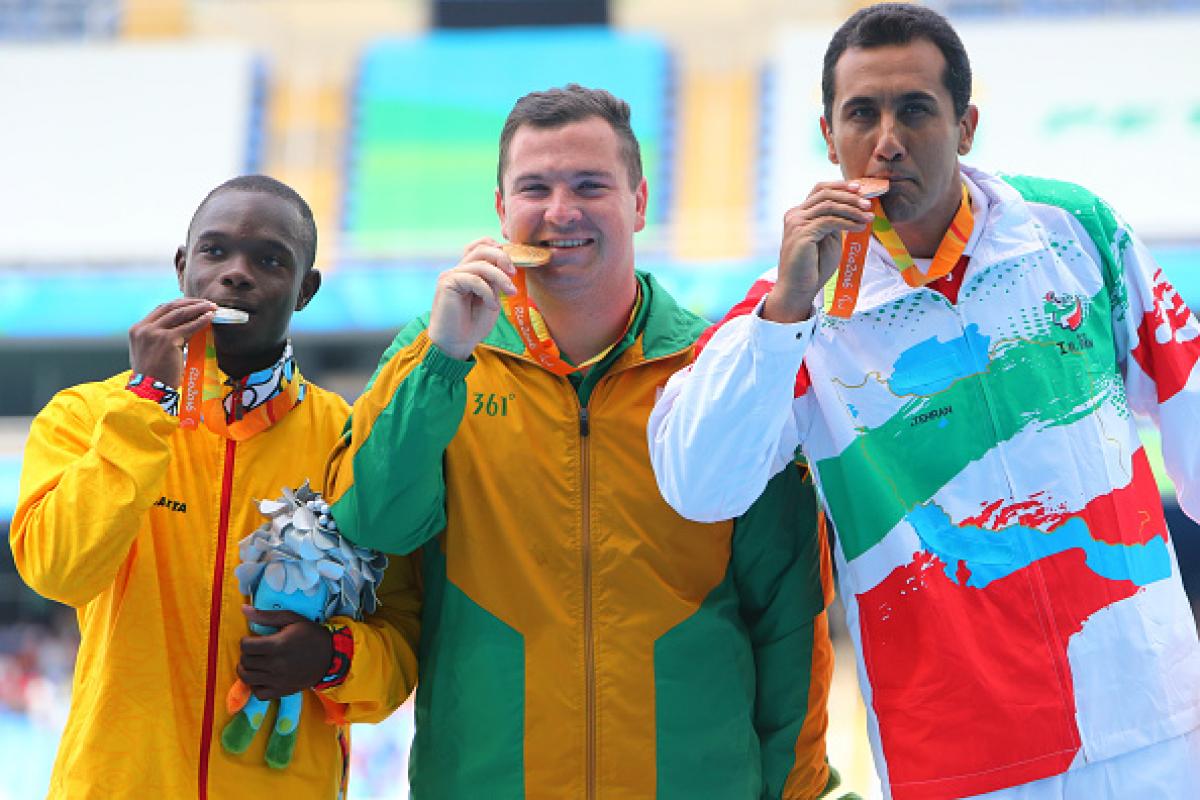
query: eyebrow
[
  {"left": 842, "top": 90, "right": 940, "bottom": 109},
  {"left": 511, "top": 169, "right": 616, "bottom": 183}
]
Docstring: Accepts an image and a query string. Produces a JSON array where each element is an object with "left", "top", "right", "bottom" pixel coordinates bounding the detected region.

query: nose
[
  {"left": 218, "top": 252, "right": 255, "bottom": 289},
  {"left": 873, "top": 113, "right": 905, "bottom": 164},
  {"left": 543, "top": 185, "right": 582, "bottom": 227}
]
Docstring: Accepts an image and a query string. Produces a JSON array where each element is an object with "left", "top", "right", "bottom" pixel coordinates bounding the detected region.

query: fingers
[
  {"left": 461, "top": 236, "right": 501, "bottom": 257},
  {"left": 139, "top": 297, "right": 217, "bottom": 327},
  {"left": 785, "top": 183, "right": 875, "bottom": 238},
  {"left": 428, "top": 240, "right": 523, "bottom": 360},
  {"left": 439, "top": 260, "right": 517, "bottom": 303},
  {"left": 128, "top": 299, "right": 220, "bottom": 386},
  {"left": 460, "top": 240, "right": 516, "bottom": 277},
  {"left": 131, "top": 300, "right": 217, "bottom": 349},
  {"left": 768, "top": 181, "right": 878, "bottom": 323},
  {"left": 242, "top": 605, "right": 310, "bottom": 630},
  {"left": 237, "top": 663, "right": 285, "bottom": 701}
]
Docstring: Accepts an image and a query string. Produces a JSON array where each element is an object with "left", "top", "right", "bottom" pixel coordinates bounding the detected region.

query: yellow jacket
[{"left": 12, "top": 371, "right": 419, "bottom": 799}]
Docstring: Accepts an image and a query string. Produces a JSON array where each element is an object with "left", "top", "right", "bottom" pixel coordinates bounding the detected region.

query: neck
[
  {"left": 528, "top": 272, "right": 638, "bottom": 366},
  {"left": 215, "top": 342, "right": 287, "bottom": 381}
]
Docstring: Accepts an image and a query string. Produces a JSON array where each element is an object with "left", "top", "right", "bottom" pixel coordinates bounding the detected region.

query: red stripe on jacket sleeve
[
  {"left": 694, "top": 277, "right": 812, "bottom": 399},
  {"left": 1130, "top": 269, "right": 1200, "bottom": 404},
  {"left": 693, "top": 278, "right": 775, "bottom": 355}
]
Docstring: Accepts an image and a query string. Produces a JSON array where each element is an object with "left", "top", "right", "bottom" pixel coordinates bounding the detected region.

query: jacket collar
[
  {"left": 481, "top": 271, "right": 705, "bottom": 364},
  {"left": 854, "top": 165, "right": 1046, "bottom": 311}
]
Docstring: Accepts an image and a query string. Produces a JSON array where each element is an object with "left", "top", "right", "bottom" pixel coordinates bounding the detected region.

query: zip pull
[{"left": 579, "top": 407, "right": 590, "bottom": 437}]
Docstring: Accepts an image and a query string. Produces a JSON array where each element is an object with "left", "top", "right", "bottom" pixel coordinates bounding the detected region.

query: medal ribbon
[
  {"left": 179, "top": 326, "right": 211, "bottom": 430},
  {"left": 829, "top": 182, "right": 973, "bottom": 318},
  {"left": 501, "top": 268, "right": 639, "bottom": 376},
  {"left": 179, "top": 326, "right": 301, "bottom": 440}
]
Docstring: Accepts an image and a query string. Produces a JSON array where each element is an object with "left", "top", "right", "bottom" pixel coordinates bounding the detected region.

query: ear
[
  {"left": 958, "top": 104, "right": 979, "bottom": 156},
  {"left": 820, "top": 116, "right": 839, "bottom": 165},
  {"left": 495, "top": 186, "right": 510, "bottom": 241},
  {"left": 633, "top": 177, "right": 648, "bottom": 233},
  {"left": 295, "top": 269, "right": 321, "bottom": 312},
  {"left": 174, "top": 245, "right": 187, "bottom": 293}
]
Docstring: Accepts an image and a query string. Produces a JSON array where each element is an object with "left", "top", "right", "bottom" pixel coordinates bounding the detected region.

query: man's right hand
[
  {"left": 761, "top": 181, "right": 875, "bottom": 324},
  {"left": 127, "top": 298, "right": 217, "bottom": 388},
  {"left": 428, "top": 237, "right": 518, "bottom": 361}
]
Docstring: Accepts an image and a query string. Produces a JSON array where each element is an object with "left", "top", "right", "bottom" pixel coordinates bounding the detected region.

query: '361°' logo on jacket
[{"left": 472, "top": 392, "right": 515, "bottom": 417}]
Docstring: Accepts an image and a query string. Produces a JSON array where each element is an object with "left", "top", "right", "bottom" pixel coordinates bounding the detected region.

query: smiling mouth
[{"left": 539, "top": 238, "right": 594, "bottom": 249}]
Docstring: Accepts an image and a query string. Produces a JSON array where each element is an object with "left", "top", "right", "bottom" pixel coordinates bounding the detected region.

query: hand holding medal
[
  {"left": 427, "top": 237, "right": 521, "bottom": 361},
  {"left": 127, "top": 297, "right": 218, "bottom": 403},
  {"left": 762, "top": 180, "right": 880, "bottom": 325}
]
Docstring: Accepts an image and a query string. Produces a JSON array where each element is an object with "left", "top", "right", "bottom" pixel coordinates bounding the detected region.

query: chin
[{"left": 880, "top": 195, "right": 921, "bottom": 224}]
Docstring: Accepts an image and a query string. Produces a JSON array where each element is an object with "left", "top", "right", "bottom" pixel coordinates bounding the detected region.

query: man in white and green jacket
[{"left": 649, "top": 4, "right": 1200, "bottom": 800}]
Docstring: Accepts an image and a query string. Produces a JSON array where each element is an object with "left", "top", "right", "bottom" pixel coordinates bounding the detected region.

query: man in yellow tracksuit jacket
[
  {"left": 11, "top": 176, "right": 419, "bottom": 799},
  {"left": 324, "top": 85, "right": 840, "bottom": 799}
]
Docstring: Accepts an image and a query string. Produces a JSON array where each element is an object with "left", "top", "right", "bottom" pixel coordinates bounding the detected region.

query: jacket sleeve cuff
[
  {"left": 749, "top": 295, "right": 820, "bottom": 354},
  {"left": 125, "top": 374, "right": 181, "bottom": 418},
  {"left": 422, "top": 343, "right": 477, "bottom": 381}
]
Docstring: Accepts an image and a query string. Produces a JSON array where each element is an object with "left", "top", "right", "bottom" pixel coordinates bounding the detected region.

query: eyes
[
  {"left": 514, "top": 178, "right": 613, "bottom": 197},
  {"left": 196, "top": 241, "right": 289, "bottom": 269},
  {"left": 845, "top": 101, "right": 936, "bottom": 124},
  {"left": 899, "top": 101, "right": 935, "bottom": 118}
]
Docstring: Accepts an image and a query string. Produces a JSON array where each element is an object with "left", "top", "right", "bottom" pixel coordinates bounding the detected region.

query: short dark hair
[
  {"left": 497, "top": 83, "right": 643, "bottom": 193},
  {"left": 188, "top": 174, "right": 318, "bottom": 270},
  {"left": 822, "top": 3, "right": 972, "bottom": 125}
]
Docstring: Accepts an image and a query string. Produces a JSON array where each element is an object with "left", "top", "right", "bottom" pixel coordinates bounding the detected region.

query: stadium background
[{"left": 1, "top": 0, "right": 1198, "bottom": 797}]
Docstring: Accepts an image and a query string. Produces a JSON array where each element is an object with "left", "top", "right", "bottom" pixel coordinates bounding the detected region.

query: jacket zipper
[
  {"left": 951, "top": 296, "right": 1075, "bottom": 705},
  {"left": 573, "top": 350, "right": 697, "bottom": 799},
  {"left": 198, "top": 438, "right": 237, "bottom": 800},
  {"left": 578, "top": 404, "right": 595, "bottom": 800},
  {"left": 502, "top": 344, "right": 687, "bottom": 798}
]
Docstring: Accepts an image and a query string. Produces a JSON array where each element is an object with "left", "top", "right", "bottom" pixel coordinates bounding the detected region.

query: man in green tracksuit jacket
[{"left": 324, "top": 84, "right": 842, "bottom": 799}]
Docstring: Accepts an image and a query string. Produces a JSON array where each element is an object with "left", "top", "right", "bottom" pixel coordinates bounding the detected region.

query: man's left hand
[{"left": 237, "top": 605, "right": 333, "bottom": 700}]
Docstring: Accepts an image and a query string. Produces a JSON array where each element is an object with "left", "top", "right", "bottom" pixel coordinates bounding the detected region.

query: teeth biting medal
[
  {"left": 501, "top": 243, "right": 552, "bottom": 268},
  {"left": 212, "top": 307, "right": 249, "bottom": 324}
]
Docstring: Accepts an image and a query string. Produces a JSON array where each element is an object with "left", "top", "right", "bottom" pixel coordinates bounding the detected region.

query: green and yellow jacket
[{"left": 326, "top": 272, "right": 835, "bottom": 799}]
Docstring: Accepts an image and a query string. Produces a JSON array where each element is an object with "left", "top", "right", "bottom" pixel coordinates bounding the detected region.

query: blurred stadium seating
[
  {"left": 345, "top": 28, "right": 673, "bottom": 255},
  {"left": 2, "top": 1, "right": 1199, "bottom": 798}
]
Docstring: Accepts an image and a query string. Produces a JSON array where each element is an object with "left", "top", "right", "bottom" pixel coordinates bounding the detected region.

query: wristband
[
  {"left": 126, "top": 374, "right": 179, "bottom": 417},
  {"left": 315, "top": 624, "right": 353, "bottom": 690}
]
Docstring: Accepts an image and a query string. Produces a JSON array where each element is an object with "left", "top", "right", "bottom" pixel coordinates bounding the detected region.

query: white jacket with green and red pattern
[{"left": 649, "top": 165, "right": 1200, "bottom": 800}]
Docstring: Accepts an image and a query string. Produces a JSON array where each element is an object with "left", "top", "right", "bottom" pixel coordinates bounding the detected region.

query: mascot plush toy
[{"left": 221, "top": 482, "right": 387, "bottom": 769}]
